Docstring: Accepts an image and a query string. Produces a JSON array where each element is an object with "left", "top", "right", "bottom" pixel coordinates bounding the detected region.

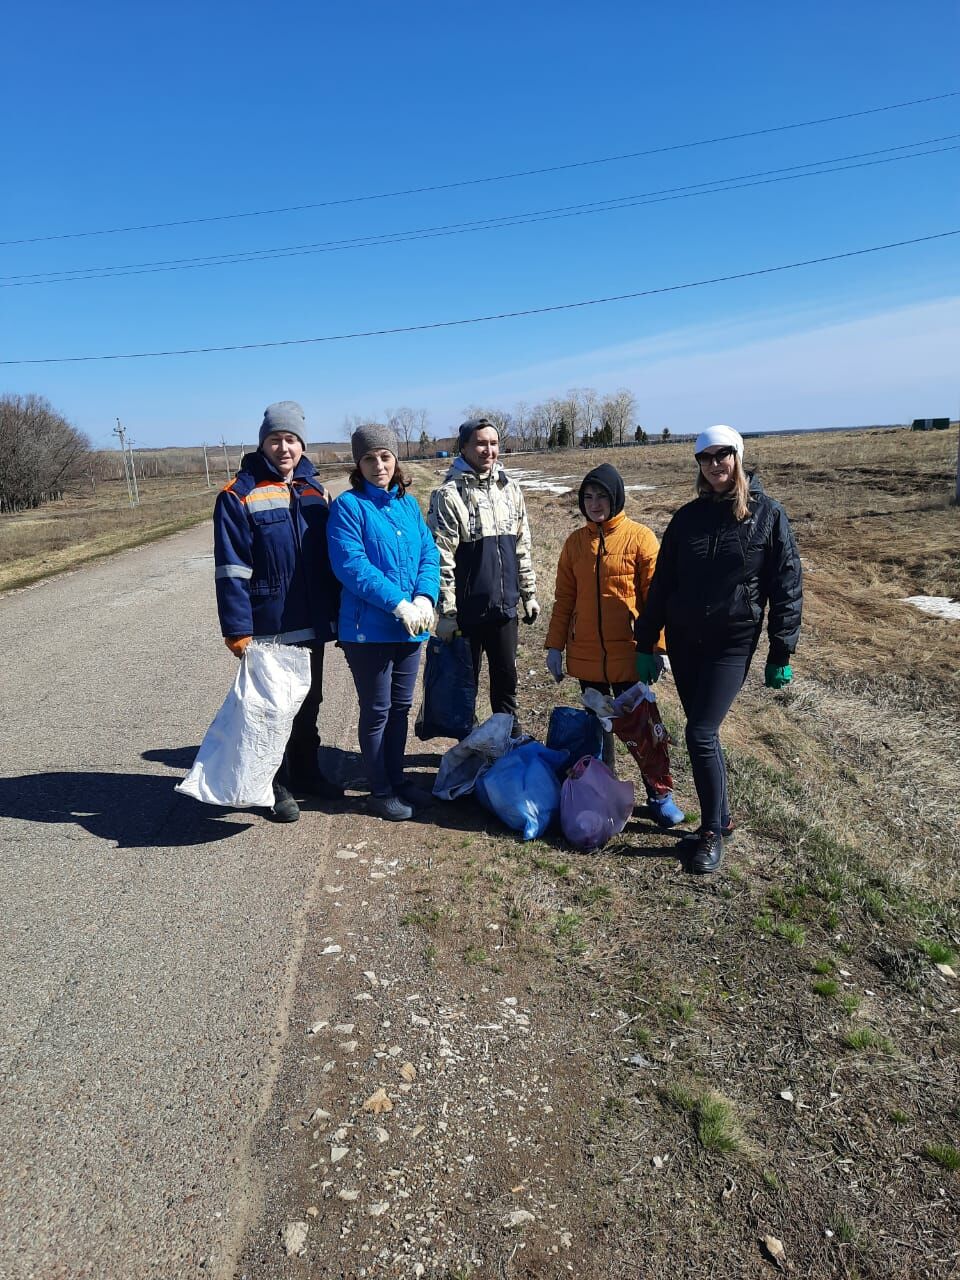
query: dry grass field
[
  {"left": 235, "top": 428, "right": 958, "bottom": 1280},
  {"left": 5, "top": 428, "right": 959, "bottom": 1278}
]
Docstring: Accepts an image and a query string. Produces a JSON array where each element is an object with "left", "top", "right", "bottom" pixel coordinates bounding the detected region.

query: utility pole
[
  {"left": 220, "top": 436, "right": 231, "bottom": 480},
  {"left": 955, "top": 410, "right": 959, "bottom": 506},
  {"left": 126, "top": 431, "right": 141, "bottom": 505},
  {"left": 113, "top": 419, "right": 140, "bottom": 507},
  {"left": 202, "top": 443, "right": 212, "bottom": 488}
]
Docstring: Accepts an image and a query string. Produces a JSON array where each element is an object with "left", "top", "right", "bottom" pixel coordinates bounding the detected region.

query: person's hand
[
  {"left": 224, "top": 635, "right": 252, "bottom": 658},
  {"left": 393, "top": 599, "right": 425, "bottom": 637},
  {"left": 435, "top": 614, "right": 459, "bottom": 642},
  {"left": 635, "top": 652, "right": 663, "bottom": 684},
  {"left": 523, "top": 598, "right": 541, "bottom": 625},
  {"left": 765, "top": 662, "right": 793, "bottom": 689},
  {"left": 545, "top": 649, "right": 564, "bottom": 683},
  {"left": 413, "top": 595, "right": 435, "bottom": 632}
]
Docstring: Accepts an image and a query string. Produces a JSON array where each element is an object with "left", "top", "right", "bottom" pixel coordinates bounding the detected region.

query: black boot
[
  {"left": 601, "top": 729, "right": 617, "bottom": 773},
  {"left": 270, "top": 783, "right": 300, "bottom": 824},
  {"left": 690, "top": 829, "right": 723, "bottom": 874}
]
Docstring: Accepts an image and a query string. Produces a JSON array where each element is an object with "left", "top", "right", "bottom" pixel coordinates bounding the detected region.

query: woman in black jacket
[{"left": 634, "top": 425, "right": 802, "bottom": 874}]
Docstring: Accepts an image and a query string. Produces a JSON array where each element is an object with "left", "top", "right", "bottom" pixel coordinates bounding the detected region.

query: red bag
[{"left": 611, "top": 695, "right": 673, "bottom": 798}]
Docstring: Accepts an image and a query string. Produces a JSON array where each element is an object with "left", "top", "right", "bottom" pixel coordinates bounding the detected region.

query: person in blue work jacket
[
  {"left": 213, "top": 400, "right": 342, "bottom": 824},
  {"left": 327, "top": 425, "right": 441, "bottom": 822}
]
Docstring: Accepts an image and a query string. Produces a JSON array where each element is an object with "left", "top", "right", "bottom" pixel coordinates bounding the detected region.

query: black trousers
[
  {"left": 276, "top": 643, "right": 325, "bottom": 784},
  {"left": 462, "top": 615, "right": 519, "bottom": 725},
  {"left": 668, "top": 642, "right": 753, "bottom": 832}
]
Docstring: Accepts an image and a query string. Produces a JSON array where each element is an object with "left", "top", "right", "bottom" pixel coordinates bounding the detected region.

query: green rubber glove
[
  {"left": 764, "top": 663, "right": 793, "bottom": 689},
  {"left": 635, "top": 652, "right": 662, "bottom": 685}
]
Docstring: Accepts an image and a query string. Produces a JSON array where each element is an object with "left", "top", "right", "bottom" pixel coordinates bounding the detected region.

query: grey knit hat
[
  {"left": 351, "top": 423, "right": 399, "bottom": 464},
  {"left": 259, "top": 400, "right": 306, "bottom": 447},
  {"left": 458, "top": 416, "right": 499, "bottom": 452}
]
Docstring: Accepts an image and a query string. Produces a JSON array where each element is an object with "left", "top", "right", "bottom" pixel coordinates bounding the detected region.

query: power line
[
  {"left": 2, "top": 89, "right": 958, "bottom": 248},
  {"left": 5, "top": 135, "right": 958, "bottom": 288},
  {"left": 3, "top": 229, "right": 956, "bottom": 366}
]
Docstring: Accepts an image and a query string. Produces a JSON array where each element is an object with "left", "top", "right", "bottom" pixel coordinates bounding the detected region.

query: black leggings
[{"left": 668, "top": 645, "right": 753, "bottom": 832}]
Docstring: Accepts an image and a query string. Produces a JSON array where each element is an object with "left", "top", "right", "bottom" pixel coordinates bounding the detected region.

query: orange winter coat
[{"left": 544, "top": 512, "right": 664, "bottom": 684}]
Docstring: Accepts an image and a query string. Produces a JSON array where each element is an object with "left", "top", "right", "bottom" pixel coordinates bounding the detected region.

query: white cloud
[{"left": 411, "top": 295, "right": 960, "bottom": 431}]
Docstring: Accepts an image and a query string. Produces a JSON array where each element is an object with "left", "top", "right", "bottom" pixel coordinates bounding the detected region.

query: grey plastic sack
[
  {"left": 432, "top": 712, "right": 515, "bottom": 801},
  {"left": 176, "top": 642, "right": 311, "bottom": 807}
]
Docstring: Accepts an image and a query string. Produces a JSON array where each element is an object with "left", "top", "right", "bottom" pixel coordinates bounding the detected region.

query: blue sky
[{"left": 2, "top": 1, "right": 958, "bottom": 447}]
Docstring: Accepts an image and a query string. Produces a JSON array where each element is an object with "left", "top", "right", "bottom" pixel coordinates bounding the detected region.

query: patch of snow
[
  {"left": 902, "top": 595, "right": 960, "bottom": 620},
  {"left": 502, "top": 467, "right": 573, "bottom": 495},
  {"left": 624, "top": 484, "right": 656, "bottom": 492}
]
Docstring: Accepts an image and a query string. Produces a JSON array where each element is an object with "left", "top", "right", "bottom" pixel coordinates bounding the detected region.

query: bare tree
[
  {"left": 602, "top": 388, "right": 637, "bottom": 446},
  {"left": 513, "top": 401, "right": 532, "bottom": 452},
  {"left": 386, "top": 407, "right": 418, "bottom": 460},
  {"left": 0, "top": 394, "right": 91, "bottom": 512},
  {"left": 414, "top": 408, "right": 430, "bottom": 454}
]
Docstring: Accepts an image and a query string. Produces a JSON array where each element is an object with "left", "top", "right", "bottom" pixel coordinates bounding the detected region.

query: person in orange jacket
[{"left": 544, "top": 463, "right": 685, "bottom": 828}]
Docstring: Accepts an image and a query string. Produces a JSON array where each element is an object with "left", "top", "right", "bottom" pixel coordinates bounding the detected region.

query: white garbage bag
[
  {"left": 176, "top": 642, "right": 312, "bottom": 807},
  {"left": 432, "top": 712, "right": 515, "bottom": 801}
]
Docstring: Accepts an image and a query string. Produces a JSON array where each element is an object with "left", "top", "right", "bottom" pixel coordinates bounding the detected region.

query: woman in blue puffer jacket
[{"left": 327, "top": 425, "right": 441, "bottom": 821}]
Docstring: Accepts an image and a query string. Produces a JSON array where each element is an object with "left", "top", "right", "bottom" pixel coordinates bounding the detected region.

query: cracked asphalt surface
[{"left": 0, "top": 524, "right": 354, "bottom": 1279}]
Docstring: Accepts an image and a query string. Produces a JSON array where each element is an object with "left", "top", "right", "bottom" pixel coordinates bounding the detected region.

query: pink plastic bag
[{"left": 560, "top": 756, "right": 636, "bottom": 851}]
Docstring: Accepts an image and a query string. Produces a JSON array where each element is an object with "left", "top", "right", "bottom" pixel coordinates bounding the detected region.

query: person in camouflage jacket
[{"left": 427, "top": 417, "right": 538, "bottom": 731}]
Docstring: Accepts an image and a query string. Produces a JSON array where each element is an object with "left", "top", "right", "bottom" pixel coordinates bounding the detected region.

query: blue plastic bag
[
  {"left": 415, "top": 636, "right": 477, "bottom": 741},
  {"left": 475, "top": 741, "right": 567, "bottom": 841},
  {"left": 546, "top": 706, "right": 604, "bottom": 769}
]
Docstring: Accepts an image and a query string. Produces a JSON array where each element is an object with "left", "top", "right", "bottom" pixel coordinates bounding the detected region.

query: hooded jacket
[
  {"left": 634, "top": 474, "right": 802, "bottom": 662},
  {"left": 544, "top": 464, "right": 663, "bottom": 684},
  {"left": 326, "top": 479, "right": 440, "bottom": 645},
  {"left": 426, "top": 457, "right": 536, "bottom": 628},
  {"left": 213, "top": 450, "right": 339, "bottom": 642}
]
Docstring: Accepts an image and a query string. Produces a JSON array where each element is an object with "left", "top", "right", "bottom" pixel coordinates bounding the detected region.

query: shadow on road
[
  {"left": 141, "top": 746, "right": 200, "bottom": 770},
  {"left": 0, "top": 772, "right": 253, "bottom": 848}
]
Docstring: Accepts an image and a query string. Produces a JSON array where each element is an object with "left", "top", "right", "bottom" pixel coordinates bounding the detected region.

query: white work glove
[
  {"left": 545, "top": 648, "right": 564, "bottom": 683},
  {"left": 523, "top": 597, "right": 541, "bottom": 625},
  {"left": 435, "top": 614, "right": 459, "bottom": 642},
  {"left": 413, "top": 595, "right": 435, "bottom": 632},
  {"left": 393, "top": 599, "right": 426, "bottom": 637}
]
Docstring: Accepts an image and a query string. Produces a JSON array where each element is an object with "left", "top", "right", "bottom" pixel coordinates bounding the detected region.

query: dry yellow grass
[{"left": 511, "top": 426, "right": 960, "bottom": 899}]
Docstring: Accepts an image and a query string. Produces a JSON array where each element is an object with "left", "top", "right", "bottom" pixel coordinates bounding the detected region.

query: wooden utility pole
[{"left": 113, "top": 419, "right": 140, "bottom": 507}]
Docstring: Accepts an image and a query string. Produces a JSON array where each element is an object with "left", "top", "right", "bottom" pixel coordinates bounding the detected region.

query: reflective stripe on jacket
[
  {"left": 426, "top": 457, "right": 536, "bottom": 628},
  {"left": 213, "top": 451, "right": 339, "bottom": 642},
  {"left": 545, "top": 512, "right": 663, "bottom": 684}
]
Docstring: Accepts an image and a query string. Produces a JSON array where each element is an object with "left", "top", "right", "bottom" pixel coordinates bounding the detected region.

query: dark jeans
[
  {"left": 668, "top": 643, "right": 753, "bottom": 832},
  {"left": 343, "top": 642, "right": 423, "bottom": 796},
  {"left": 579, "top": 679, "right": 657, "bottom": 797},
  {"left": 462, "top": 615, "right": 519, "bottom": 725},
  {"left": 275, "top": 643, "right": 325, "bottom": 786}
]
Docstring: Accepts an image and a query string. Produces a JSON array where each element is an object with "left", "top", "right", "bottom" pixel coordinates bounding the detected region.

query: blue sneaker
[{"left": 647, "top": 792, "right": 686, "bottom": 829}]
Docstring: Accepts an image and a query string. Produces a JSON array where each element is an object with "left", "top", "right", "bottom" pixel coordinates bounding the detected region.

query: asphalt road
[{"left": 0, "top": 523, "right": 357, "bottom": 1279}]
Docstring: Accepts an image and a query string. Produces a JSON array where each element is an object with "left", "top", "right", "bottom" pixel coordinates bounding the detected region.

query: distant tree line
[
  {"left": 343, "top": 388, "right": 687, "bottom": 456},
  {"left": 0, "top": 394, "right": 91, "bottom": 512}
]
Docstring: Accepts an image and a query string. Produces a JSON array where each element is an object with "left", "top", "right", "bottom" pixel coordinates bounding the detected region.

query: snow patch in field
[
  {"left": 902, "top": 596, "right": 960, "bottom": 620},
  {"left": 503, "top": 467, "right": 573, "bottom": 495},
  {"left": 624, "top": 484, "right": 656, "bottom": 492}
]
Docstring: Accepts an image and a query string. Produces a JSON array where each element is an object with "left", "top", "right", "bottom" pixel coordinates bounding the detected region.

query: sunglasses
[{"left": 695, "top": 446, "right": 737, "bottom": 464}]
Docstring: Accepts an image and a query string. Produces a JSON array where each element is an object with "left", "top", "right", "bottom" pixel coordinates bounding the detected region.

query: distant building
[{"left": 911, "top": 417, "right": 950, "bottom": 431}]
